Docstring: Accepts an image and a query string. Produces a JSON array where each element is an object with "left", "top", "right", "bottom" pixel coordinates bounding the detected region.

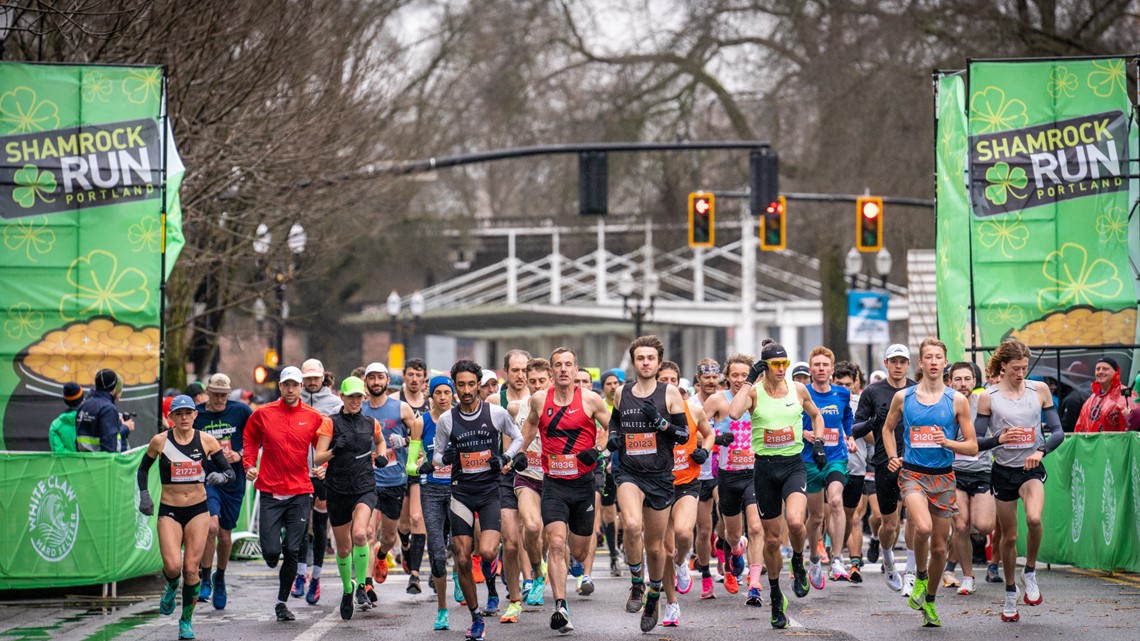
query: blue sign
[{"left": 847, "top": 290, "right": 889, "bottom": 345}]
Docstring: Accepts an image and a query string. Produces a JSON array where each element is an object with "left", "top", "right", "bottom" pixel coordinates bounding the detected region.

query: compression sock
[
  {"left": 200, "top": 566, "right": 211, "bottom": 585},
  {"left": 353, "top": 546, "right": 369, "bottom": 586},
  {"left": 882, "top": 548, "right": 896, "bottom": 568},
  {"left": 409, "top": 534, "right": 426, "bottom": 575},
  {"left": 769, "top": 577, "right": 782, "bottom": 599},
  {"left": 297, "top": 562, "right": 307, "bottom": 578},
  {"left": 749, "top": 564, "right": 763, "bottom": 589},
  {"left": 629, "top": 563, "right": 644, "bottom": 582},
  {"left": 604, "top": 523, "right": 618, "bottom": 556},
  {"left": 483, "top": 557, "right": 498, "bottom": 598},
  {"left": 181, "top": 582, "right": 200, "bottom": 622},
  {"left": 337, "top": 553, "right": 352, "bottom": 592},
  {"left": 905, "top": 550, "right": 916, "bottom": 573}
]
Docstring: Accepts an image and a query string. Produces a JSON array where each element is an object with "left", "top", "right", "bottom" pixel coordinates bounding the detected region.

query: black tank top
[
  {"left": 449, "top": 402, "right": 500, "bottom": 488},
  {"left": 159, "top": 429, "right": 206, "bottom": 485},
  {"left": 400, "top": 391, "right": 427, "bottom": 418},
  {"left": 617, "top": 381, "right": 673, "bottom": 476},
  {"left": 325, "top": 411, "right": 379, "bottom": 495}
]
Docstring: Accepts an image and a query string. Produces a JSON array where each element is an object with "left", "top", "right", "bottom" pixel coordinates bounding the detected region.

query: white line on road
[{"left": 290, "top": 608, "right": 341, "bottom": 641}]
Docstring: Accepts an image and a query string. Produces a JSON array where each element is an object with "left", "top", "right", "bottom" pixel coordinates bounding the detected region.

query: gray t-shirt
[
  {"left": 953, "top": 393, "right": 991, "bottom": 473},
  {"left": 989, "top": 381, "right": 1045, "bottom": 469}
]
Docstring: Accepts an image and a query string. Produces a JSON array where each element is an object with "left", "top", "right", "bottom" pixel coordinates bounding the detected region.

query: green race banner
[
  {"left": 0, "top": 447, "right": 163, "bottom": 589},
  {"left": 0, "top": 62, "right": 184, "bottom": 450},
  {"left": 935, "top": 71, "right": 972, "bottom": 358}
]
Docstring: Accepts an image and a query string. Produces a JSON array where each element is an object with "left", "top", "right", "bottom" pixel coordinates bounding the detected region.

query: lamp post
[
  {"left": 252, "top": 222, "right": 306, "bottom": 367},
  {"left": 387, "top": 290, "right": 425, "bottom": 369},
  {"left": 618, "top": 270, "right": 659, "bottom": 338}
]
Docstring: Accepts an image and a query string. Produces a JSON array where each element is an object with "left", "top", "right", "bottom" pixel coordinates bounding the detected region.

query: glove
[
  {"left": 606, "top": 432, "right": 621, "bottom": 452},
  {"left": 374, "top": 454, "right": 389, "bottom": 468},
  {"left": 642, "top": 400, "right": 670, "bottom": 431},
  {"left": 714, "top": 432, "right": 734, "bottom": 447},
  {"left": 576, "top": 448, "right": 600, "bottom": 466},
  {"left": 511, "top": 452, "right": 528, "bottom": 472},
  {"left": 746, "top": 360, "right": 769, "bottom": 384},
  {"left": 812, "top": 438, "right": 827, "bottom": 470},
  {"left": 417, "top": 460, "right": 436, "bottom": 476},
  {"left": 138, "top": 490, "right": 154, "bottom": 516},
  {"left": 206, "top": 471, "right": 230, "bottom": 486},
  {"left": 388, "top": 434, "right": 408, "bottom": 449},
  {"left": 441, "top": 446, "right": 457, "bottom": 466},
  {"left": 691, "top": 446, "right": 709, "bottom": 465}
]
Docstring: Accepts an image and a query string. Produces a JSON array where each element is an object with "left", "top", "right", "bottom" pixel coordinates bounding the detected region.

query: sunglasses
[{"left": 766, "top": 359, "right": 791, "bottom": 369}]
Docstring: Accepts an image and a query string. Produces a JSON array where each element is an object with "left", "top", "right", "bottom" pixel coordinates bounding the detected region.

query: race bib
[
  {"left": 547, "top": 454, "right": 579, "bottom": 477},
  {"left": 460, "top": 450, "right": 492, "bottom": 474},
  {"left": 218, "top": 438, "right": 232, "bottom": 454},
  {"left": 822, "top": 428, "right": 840, "bottom": 446},
  {"left": 1004, "top": 427, "right": 1036, "bottom": 449},
  {"left": 527, "top": 450, "right": 543, "bottom": 470},
  {"left": 625, "top": 432, "right": 657, "bottom": 456},
  {"left": 727, "top": 448, "right": 754, "bottom": 470},
  {"left": 434, "top": 464, "right": 452, "bottom": 480},
  {"left": 673, "top": 448, "right": 690, "bottom": 471},
  {"left": 909, "top": 425, "right": 941, "bottom": 449},
  {"left": 762, "top": 426, "right": 795, "bottom": 449},
  {"left": 170, "top": 460, "right": 202, "bottom": 481}
]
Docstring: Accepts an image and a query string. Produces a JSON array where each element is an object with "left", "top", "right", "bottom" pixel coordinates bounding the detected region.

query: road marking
[
  {"left": 1064, "top": 568, "right": 1140, "bottom": 587},
  {"left": 290, "top": 609, "right": 341, "bottom": 641}
]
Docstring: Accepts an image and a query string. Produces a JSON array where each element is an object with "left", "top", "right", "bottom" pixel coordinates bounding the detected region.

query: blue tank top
[
  {"left": 420, "top": 412, "right": 452, "bottom": 486},
  {"left": 901, "top": 386, "right": 958, "bottom": 472},
  {"left": 362, "top": 398, "right": 407, "bottom": 487}
]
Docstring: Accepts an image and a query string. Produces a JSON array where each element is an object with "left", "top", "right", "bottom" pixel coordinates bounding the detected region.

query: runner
[
  {"left": 396, "top": 358, "right": 429, "bottom": 595},
  {"left": 852, "top": 345, "right": 918, "bottom": 593},
  {"left": 312, "top": 376, "right": 387, "bottom": 620},
  {"left": 242, "top": 366, "right": 328, "bottom": 622},
  {"left": 943, "top": 361, "right": 993, "bottom": 595},
  {"left": 608, "top": 336, "right": 694, "bottom": 632},
  {"left": 410, "top": 376, "right": 459, "bottom": 631},
  {"left": 598, "top": 369, "right": 623, "bottom": 578},
  {"left": 432, "top": 360, "right": 527, "bottom": 641},
  {"left": 728, "top": 340, "right": 826, "bottom": 628},
  {"left": 974, "top": 339, "right": 1064, "bottom": 622},
  {"left": 691, "top": 358, "right": 721, "bottom": 599},
  {"left": 572, "top": 367, "right": 604, "bottom": 598},
  {"left": 493, "top": 349, "right": 532, "bottom": 621},
  {"left": 137, "top": 395, "right": 235, "bottom": 640},
  {"left": 833, "top": 362, "right": 874, "bottom": 584},
  {"left": 702, "top": 354, "right": 766, "bottom": 603},
  {"left": 519, "top": 348, "right": 612, "bottom": 633},
  {"left": 192, "top": 373, "right": 252, "bottom": 610},
  {"left": 881, "top": 338, "right": 978, "bottom": 628},
  {"left": 656, "top": 361, "right": 714, "bottom": 627},
  {"left": 293, "top": 359, "right": 341, "bottom": 604},
  {"left": 517, "top": 358, "right": 552, "bottom": 608},
  {"left": 802, "top": 347, "right": 854, "bottom": 589}
]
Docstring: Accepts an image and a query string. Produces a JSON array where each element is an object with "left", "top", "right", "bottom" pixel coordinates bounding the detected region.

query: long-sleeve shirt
[
  {"left": 75, "top": 390, "right": 123, "bottom": 453},
  {"left": 243, "top": 399, "right": 328, "bottom": 496},
  {"left": 432, "top": 402, "right": 523, "bottom": 466}
]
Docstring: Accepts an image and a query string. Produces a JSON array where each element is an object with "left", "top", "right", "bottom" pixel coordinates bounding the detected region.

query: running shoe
[
  {"left": 481, "top": 595, "right": 499, "bottom": 616},
  {"left": 830, "top": 558, "right": 850, "bottom": 582},
  {"left": 640, "top": 592, "right": 660, "bottom": 632},
  {"left": 522, "top": 579, "right": 533, "bottom": 596},
  {"left": 354, "top": 584, "right": 371, "bottom": 611},
  {"left": 306, "top": 577, "right": 320, "bottom": 605},
  {"left": 791, "top": 557, "right": 810, "bottom": 598},
  {"left": 661, "top": 601, "right": 680, "bottom": 627},
  {"left": 291, "top": 574, "right": 306, "bottom": 598},
  {"left": 1022, "top": 570, "right": 1042, "bottom": 605},
  {"left": 675, "top": 562, "right": 693, "bottom": 594},
  {"left": 625, "top": 582, "right": 646, "bottom": 613},
  {"left": 569, "top": 559, "right": 584, "bottom": 578},
  {"left": 730, "top": 550, "right": 745, "bottom": 578},
  {"left": 275, "top": 602, "right": 296, "bottom": 621},
  {"left": 816, "top": 540, "right": 830, "bottom": 564},
  {"left": 770, "top": 592, "right": 789, "bottom": 629},
  {"left": 434, "top": 608, "right": 450, "bottom": 630},
  {"left": 724, "top": 572, "right": 739, "bottom": 594},
  {"left": 527, "top": 574, "right": 546, "bottom": 606},
  {"left": 921, "top": 599, "right": 941, "bottom": 627},
  {"left": 551, "top": 603, "right": 573, "bottom": 633},
  {"left": 465, "top": 615, "right": 485, "bottom": 641},
  {"left": 365, "top": 583, "right": 378, "bottom": 605},
  {"left": 808, "top": 560, "right": 826, "bottom": 590},
  {"left": 1001, "top": 587, "right": 1020, "bottom": 622},
  {"left": 500, "top": 600, "right": 522, "bottom": 623},
  {"left": 374, "top": 553, "right": 389, "bottom": 584},
  {"left": 198, "top": 576, "right": 211, "bottom": 603},
  {"left": 610, "top": 556, "right": 622, "bottom": 577},
  {"left": 700, "top": 576, "right": 715, "bottom": 599},
  {"left": 453, "top": 573, "right": 466, "bottom": 605},
  {"left": 849, "top": 565, "right": 863, "bottom": 584},
  {"left": 985, "top": 564, "right": 1002, "bottom": 583},
  {"left": 578, "top": 575, "right": 595, "bottom": 596},
  {"left": 407, "top": 573, "right": 422, "bottom": 595},
  {"left": 883, "top": 563, "right": 902, "bottom": 592},
  {"left": 958, "top": 576, "right": 976, "bottom": 595},
  {"left": 902, "top": 571, "right": 916, "bottom": 597},
  {"left": 339, "top": 587, "right": 354, "bottom": 620},
  {"left": 178, "top": 619, "right": 195, "bottom": 640},
  {"left": 575, "top": 574, "right": 584, "bottom": 593},
  {"left": 401, "top": 550, "right": 410, "bottom": 574},
  {"left": 746, "top": 587, "right": 764, "bottom": 607},
  {"left": 160, "top": 580, "right": 178, "bottom": 616},
  {"left": 866, "top": 537, "right": 881, "bottom": 564},
  {"left": 472, "top": 556, "right": 485, "bottom": 584},
  {"left": 907, "top": 577, "right": 927, "bottom": 610},
  {"left": 211, "top": 572, "right": 227, "bottom": 610},
  {"left": 941, "top": 571, "right": 960, "bottom": 588}
]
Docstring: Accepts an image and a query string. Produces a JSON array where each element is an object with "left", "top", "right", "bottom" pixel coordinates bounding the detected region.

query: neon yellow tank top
[{"left": 751, "top": 382, "right": 804, "bottom": 457}]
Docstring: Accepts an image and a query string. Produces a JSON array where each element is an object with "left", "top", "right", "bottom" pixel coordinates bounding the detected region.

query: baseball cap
[
  {"left": 364, "top": 362, "right": 388, "bottom": 376},
  {"left": 388, "top": 372, "right": 403, "bottom": 390},
  {"left": 791, "top": 362, "right": 810, "bottom": 378},
  {"left": 884, "top": 344, "right": 911, "bottom": 360},
  {"left": 169, "top": 395, "right": 196, "bottom": 412},
  {"left": 300, "top": 358, "right": 325, "bottom": 378},
  {"left": 206, "top": 373, "right": 232, "bottom": 393},
  {"left": 340, "top": 376, "right": 366, "bottom": 396},
  {"left": 279, "top": 366, "right": 303, "bottom": 384},
  {"left": 481, "top": 370, "right": 499, "bottom": 386}
]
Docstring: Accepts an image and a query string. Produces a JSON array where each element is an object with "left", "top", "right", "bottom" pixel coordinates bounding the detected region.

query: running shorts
[
  {"left": 899, "top": 468, "right": 957, "bottom": 517},
  {"left": 375, "top": 485, "right": 406, "bottom": 521},
  {"left": 698, "top": 478, "right": 718, "bottom": 503},
  {"left": 159, "top": 501, "right": 208, "bottom": 527},
  {"left": 541, "top": 474, "right": 597, "bottom": 537},
  {"left": 450, "top": 486, "right": 501, "bottom": 537},
  {"left": 717, "top": 469, "right": 756, "bottom": 517},
  {"left": 990, "top": 463, "right": 1046, "bottom": 502},
  {"left": 753, "top": 455, "right": 807, "bottom": 520},
  {"left": 327, "top": 488, "right": 378, "bottom": 528},
  {"left": 205, "top": 480, "right": 245, "bottom": 531},
  {"left": 842, "top": 475, "right": 865, "bottom": 509},
  {"left": 806, "top": 460, "right": 848, "bottom": 494},
  {"left": 873, "top": 462, "right": 902, "bottom": 515},
  {"left": 954, "top": 468, "right": 993, "bottom": 496},
  {"left": 673, "top": 479, "right": 701, "bottom": 501},
  {"left": 615, "top": 468, "right": 675, "bottom": 512}
]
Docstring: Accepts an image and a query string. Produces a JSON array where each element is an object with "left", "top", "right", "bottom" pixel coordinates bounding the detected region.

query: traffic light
[
  {"left": 749, "top": 150, "right": 779, "bottom": 217},
  {"left": 264, "top": 348, "right": 279, "bottom": 368},
  {"left": 855, "top": 196, "right": 883, "bottom": 252},
  {"left": 578, "top": 151, "right": 608, "bottom": 215},
  {"left": 253, "top": 365, "right": 276, "bottom": 385},
  {"left": 688, "top": 192, "right": 715, "bottom": 247},
  {"left": 759, "top": 196, "right": 786, "bottom": 251}
]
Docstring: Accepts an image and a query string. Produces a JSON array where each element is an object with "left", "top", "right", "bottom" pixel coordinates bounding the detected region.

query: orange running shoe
[
  {"left": 724, "top": 572, "right": 740, "bottom": 594},
  {"left": 472, "top": 555, "right": 485, "bottom": 584},
  {"left": 374, "top": 547, "right": 389, "bottom": 584}
]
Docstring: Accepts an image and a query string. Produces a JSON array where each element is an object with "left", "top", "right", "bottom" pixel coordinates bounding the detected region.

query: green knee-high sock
[
  {"left": 337, "top": 553, "right": 353, "bottom": 593},
  {"left": 353, "top": 546, "right": 369, "bottom": 587},
  {"left": 180, "top": 582, "right": 200, "bottom": 622}
]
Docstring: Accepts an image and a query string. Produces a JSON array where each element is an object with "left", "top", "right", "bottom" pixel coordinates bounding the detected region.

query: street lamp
[
  {"left": 845, "top": 247, "right": 863, "bottom": 289},
  {"left": 252, "top": 222, "right": 305, "bottom": 369},
  {"left": 875, "top": 247, "right": 892, "bottom": 288},
  {"left": 387, "top": 290, "right": 425, "bottom": 368},
  {"left": 618, "top": 269, "right": 658, "bottom": 337}
]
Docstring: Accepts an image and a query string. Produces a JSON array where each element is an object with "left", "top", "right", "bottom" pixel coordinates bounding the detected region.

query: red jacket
[
  {"left": 1074, "top": 371, "right": 1128, "bottom": 433},
  {"left": 243, "top": 399, "right": 328, "bottom": 495}
]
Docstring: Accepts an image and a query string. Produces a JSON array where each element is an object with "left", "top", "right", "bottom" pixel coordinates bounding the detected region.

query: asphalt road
[{"left": 2, "top": 551, "right": 1138, "bottom": 641}]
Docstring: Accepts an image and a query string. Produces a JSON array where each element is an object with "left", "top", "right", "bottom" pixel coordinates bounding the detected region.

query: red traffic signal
[
  {"left": 688, "top": 192, "right": 715, "bottom": 247},
  {"left": 760, "top": 196, "right": 786, "bottom": 251},
  {"left": 254, "top": 365, "right": 275, "bottom": 385},
  {"left": 855, "top": 196, "right": 883, "bottom": 252}
]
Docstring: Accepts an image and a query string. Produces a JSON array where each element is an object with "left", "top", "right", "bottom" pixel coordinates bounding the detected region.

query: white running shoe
[
  {"left": 902, "top": 572, "right": 916, "bottom": 597},
  {"left": 661, "top": 601, "right": 680, "bottom": 627},
  {"left": 808, "top": 560, "right": 826, "bottom": 590},
  {"left": 675, "top": 561, "right": 693, "bottom": 595},
  {"left": 1022, "top": 571, "right": 1042, "bottom": 605},
  {"left": 958, "top": 576, "right": 976, "bottom": 595},
  {"left": 829, "top": 558, "right": 850, "bottom": 581},
  {"left": 883, "top": 563, "right": 902, "bottom": 592},
  {"left": 1001, "top": 587, "right": 1020, "bottom": 622}
]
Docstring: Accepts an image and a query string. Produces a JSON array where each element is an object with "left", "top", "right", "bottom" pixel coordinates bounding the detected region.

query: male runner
[
  {"left": 293, "top": 359, "right": 341, "bottom": 603},
  {"left": 691, "top": 358, "right": 722, "bottom": 599},
  {"left": 493, "top": 349, "right": 531, "bottom": 622},
  {"left": 572, "top": 367, "right": 603, "bottom": 597},
  {"left": 944, "top": 361, "right": 993, "bottom": 595},
  {"left": 396, "top": 358, "right": 429, "bottom": 594},
  {"left": 517, "top": 358, "right": 552, "bottom": 607},
  {"left": 882, "top": 338, "right": 977, "bottom": 628},
  {"left": 834, "top": 363, "right": 874, "bottom": 583},
  {"left": 520, "top": 348, "right": 612, "bottom": 633},
  {"left": 598, "top": 369, "right": 623, "bottom": 577}
]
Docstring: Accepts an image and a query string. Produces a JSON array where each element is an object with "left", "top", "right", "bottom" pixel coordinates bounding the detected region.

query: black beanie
[
  {"left": 94, "top": 369, "right": 119, "bottom": 391},
  {"left": 1097, "top": 356, "right": 1120, "bottom": 372}
]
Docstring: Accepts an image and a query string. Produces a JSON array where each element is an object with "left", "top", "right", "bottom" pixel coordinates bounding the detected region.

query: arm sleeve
[
  {"left": 1042, "top": 407, "right": 1064, "bottom": 454},
  {"left": 974, "top": 414, "right": 1001, "bottom": 451},
  {"left": 432, "top": 412, "right": 452, "bottom": 466},
  {"left": 608, "top": 406, "right": 621, "bottom": 437},
  {"left": 852, "top": 419, "right": 872, "bottom": 439},
  {"left": 100, "top": 407, "right": 120, "bottom": 453},
  {"left": 494, "top": 406, "right": 524, "bottom": 457},
  {"left": 137, "top": 453, "right": 155, "bottom": 492},
  {"left": 667, "top": 412, "right": 689, "bottom": 444},
  {"left": 209, "top": 449, "right": 236, "bottom": 482}
]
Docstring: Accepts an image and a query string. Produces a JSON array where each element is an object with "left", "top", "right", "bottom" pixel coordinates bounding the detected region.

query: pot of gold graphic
[
  {"left": 6, "top": 318, "right": 160, "bottom": 451},
  {"left": 1003, "top": 306, "right": 1137, "bottom": 387}
]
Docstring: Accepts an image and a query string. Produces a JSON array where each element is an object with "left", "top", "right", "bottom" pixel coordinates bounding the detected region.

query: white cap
[
  {"left": 884, "top": 344, "right": 911, "bottom": 360},
  {"left": 300, "top": 358, "right": 324, "bottom": 378},
  {"left": 481, "top": 370, "right": 499, "bottom": 386},
  {"left": 364, "top": 362, "right": 388, "bottom": 376},
  {"left": 279, "top": 366, "right": 304, "bottom": 384},
  {"left": 791, "top": 361, "right": 810, "bottom": 377}
]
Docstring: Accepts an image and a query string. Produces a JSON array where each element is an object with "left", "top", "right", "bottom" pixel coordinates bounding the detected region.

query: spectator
[
  {"left": 1127, "top": 373, "right": 1140, "bottom": 432},
  {"left": 1074, "top": 357, "right": 1129, "bottom": 433},
  {"left": 75, "top": 369, "right": 134, "bottom": 452},
  {"left": 186, "top": 381, "right": 209, "bottom": 405},
  {"left": 48, "top": 382, "right": 85, "bottom": 453},
  {"left": 1048, "top": 362, "right": 1091, "bottom": 433}
]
